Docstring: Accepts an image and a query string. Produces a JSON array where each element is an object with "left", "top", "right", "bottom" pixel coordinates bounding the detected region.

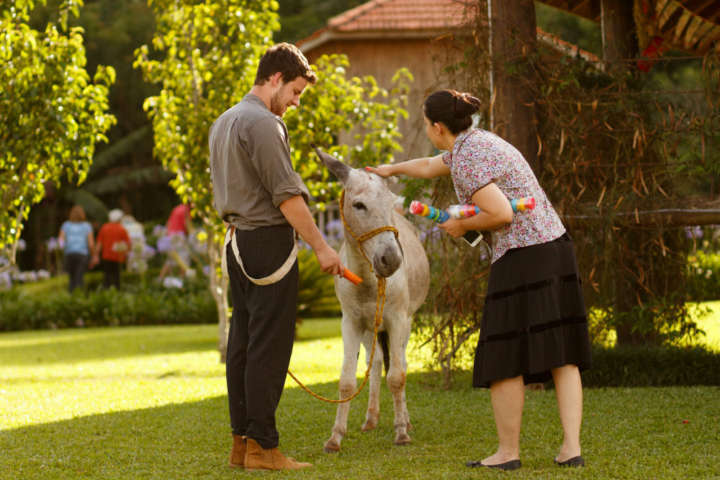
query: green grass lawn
[{"left": 1, "top": 314, "right": 719, "bottom": 479}]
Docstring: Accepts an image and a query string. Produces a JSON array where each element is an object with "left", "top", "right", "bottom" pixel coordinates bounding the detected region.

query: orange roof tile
[
  {"left": 298, "top": 0, "right": 602, "bottom": 70},
  {"left": 327, "top": 0, "right": 478, "bottom": 32},
  {"left": 536, "top": 27, "right": 603, "bottom": 68}
]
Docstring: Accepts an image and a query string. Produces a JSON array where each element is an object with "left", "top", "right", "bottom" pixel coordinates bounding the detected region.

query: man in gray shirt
[{"left": 210, "top": 43, "right": 343, "bottom": 471}]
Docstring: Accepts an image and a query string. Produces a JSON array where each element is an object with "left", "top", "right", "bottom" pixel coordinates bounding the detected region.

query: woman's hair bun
[
  {"left": 453, "top": 92, "right": 482, "bottom": 118},
  {"left": 424, "top": 89, "right": 481, "bottom": 134}
]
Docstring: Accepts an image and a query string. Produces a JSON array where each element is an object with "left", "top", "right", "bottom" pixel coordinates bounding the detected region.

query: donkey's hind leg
[
  {"left": 360, "top": 329, "right": 383, "bottom": 432},
  {"left": 324, "top": 317, "right": 362, "bottom": 453}
]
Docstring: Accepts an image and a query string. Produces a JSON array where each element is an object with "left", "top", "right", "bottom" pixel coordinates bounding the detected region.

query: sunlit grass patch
[{"left": 687, "top": 301, "right": 720, "bottom": 351}]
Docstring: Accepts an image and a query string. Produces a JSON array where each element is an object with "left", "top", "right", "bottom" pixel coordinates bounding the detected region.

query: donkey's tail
[{"left": 379, "top": 331, "right": 390, "bottom": 376}]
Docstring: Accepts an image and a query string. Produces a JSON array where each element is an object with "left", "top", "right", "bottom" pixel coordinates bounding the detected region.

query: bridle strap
[{"left": 339, "top": 190, "right": 399, "bottom": 273}]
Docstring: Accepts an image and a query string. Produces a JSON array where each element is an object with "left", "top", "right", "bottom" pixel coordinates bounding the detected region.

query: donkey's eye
[{"left": 352, "top": 202, "right": 367, "bottom": 211}]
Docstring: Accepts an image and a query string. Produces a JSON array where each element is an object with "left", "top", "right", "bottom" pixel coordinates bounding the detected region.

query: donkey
[{"left": 314, "top": 146, "right": 430, "bottom": 452}]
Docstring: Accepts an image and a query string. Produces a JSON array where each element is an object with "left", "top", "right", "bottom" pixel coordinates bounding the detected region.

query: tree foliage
[
  {"left": 408, "top": 4, "right": 720, "bottom": 382},
  {"left": 134, "top": 0, "right": 280, "bottom": 359},
  {"left": 285, "top": 54, "right": 412, "bottom": 206},
  {"left": 134, "top": 0, "right": 279, "bottom": 235},
  {"left": 529, "top": 48, "right": 720, "bottom": 346},
  {"left": 0, "top": 0, "right": 115, "bottom": 267},
  {"left": 276, "top": 0, "right": 366, "bottom": 43},
  {"left": 133, "top": 0, "right": 411, "bottom": 358}
]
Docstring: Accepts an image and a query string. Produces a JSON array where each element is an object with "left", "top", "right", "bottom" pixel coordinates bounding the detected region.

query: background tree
[
  {"left": 409, "top": 1, "right": 720, "bottom": 382},
  {"left": 18, "top": 0, "right": 170, "bottom": 272},
  {"left": 136, "top": 6, "right": 410, "bottom": 360},
  {"left": 275, "top": 0, "right": 365, "bottom": 43},
  {"left": 15, "top": 0, "right": 396, "bottom": 272},
  {"left": 134, "top": 0, "right": 279, "bottom": 360},
  {"left": 59, "top": 0, "right": 173, "bottom": 221},
  {"left": 284, "top": 54, "right": 412, "bottom": 204},
  {"left": 1, "top": 0, "right": 115, "bottom": 272}
]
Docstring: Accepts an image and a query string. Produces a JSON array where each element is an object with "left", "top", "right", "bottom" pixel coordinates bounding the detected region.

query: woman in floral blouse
[{"left": 368, "top": 89, "right": 591, "bottom": 471}]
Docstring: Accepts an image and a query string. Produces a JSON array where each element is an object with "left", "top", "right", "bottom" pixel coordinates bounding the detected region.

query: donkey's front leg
[
  {"left": 386, "top": 317, "right": 412, "bottom": 445},
  {"left": 360, "top": 330, "right": 383, "bottom": 432},
  {"left": 324, "top": 318, "right": 362, "bottom": 453}
]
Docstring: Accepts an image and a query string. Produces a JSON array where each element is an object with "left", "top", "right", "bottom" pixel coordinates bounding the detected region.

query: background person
[
  {"left": 158, "top": 203, "right": 192, "bottom": 281},
  {"left": 58, "top": 205, "right": 94, "bottom": 292},
  {"left": 210, "top": 42, "right": 343, "bottom": 471},
  {"left": 91, "top": 209, "right": 131, "bottom": 289},
  {"left": 166, "top": 203, "right": 191, "bottom": 236},
  {"left": 367, "top": 89, "right": 591, "bottom": 471}
]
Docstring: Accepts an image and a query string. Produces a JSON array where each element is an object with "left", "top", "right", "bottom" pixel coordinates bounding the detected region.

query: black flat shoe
[
  {"left": 466, "top": 459, "right": 522, "bottom": 471},
  {"left": 555, "top": 455, "right": 584, "bottom": 467}
]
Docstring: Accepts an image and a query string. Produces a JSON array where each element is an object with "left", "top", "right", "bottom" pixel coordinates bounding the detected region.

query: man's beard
[{"left": 270, "top": 91, "right": 285, "bottom": 116}]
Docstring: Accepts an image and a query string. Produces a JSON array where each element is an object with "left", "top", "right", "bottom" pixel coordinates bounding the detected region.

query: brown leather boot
[
  {"left": 244, "top": 437, "right": 312, "bottom": 471},
  {"left": 228, "top": 435, "right": 245, "bottom": 468}
]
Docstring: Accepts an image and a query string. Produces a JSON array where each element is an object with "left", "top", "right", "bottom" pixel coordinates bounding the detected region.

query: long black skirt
[{"left": 473, "top": 233, "right": 592, "bottom": 388}]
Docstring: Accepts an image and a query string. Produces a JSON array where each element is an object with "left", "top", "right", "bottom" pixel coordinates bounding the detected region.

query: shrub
[
  {"left": 0, "top": 249, "right": 341, "bottom": 332},
  {"left": 582, "top": 345, "right": 720, "bottom": 387},
  {"left": 0, "top": 285, "right": 216, "bottom": 332}
]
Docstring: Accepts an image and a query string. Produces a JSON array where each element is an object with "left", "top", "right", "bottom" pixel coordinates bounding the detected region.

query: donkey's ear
[{"left": 312, "top": 144, "right": 351, "bottom": 184}]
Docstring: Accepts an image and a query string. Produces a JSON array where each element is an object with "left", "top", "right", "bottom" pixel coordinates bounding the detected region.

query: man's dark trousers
[{"left": 225, "top": 224, "right": 298, "bottom": 449}]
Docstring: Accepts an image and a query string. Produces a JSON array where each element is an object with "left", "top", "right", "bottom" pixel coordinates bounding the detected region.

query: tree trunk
[
  {"left": 489, "top": 0, "right": 539, "bottom": 172},
  {"left": 207, "top": 236, "right": 229, "bottom": 363},
  {"left": 601, "top": 0, "right": 638, "bottom": 70}
]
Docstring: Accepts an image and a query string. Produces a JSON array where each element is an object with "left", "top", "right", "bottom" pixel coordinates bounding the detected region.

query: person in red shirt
[
  {"left": 166, "top": 203, "right": 191, "bottom": 234},
  {"left": 92, "top": 209, "right": 131, "bottom": 289},
  {"left": 158, "top": 203, "right": 193, "bottom": 281}
]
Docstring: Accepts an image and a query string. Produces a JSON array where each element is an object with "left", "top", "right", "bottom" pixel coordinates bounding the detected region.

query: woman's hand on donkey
[{"left": 365, "top": 165, "right": 394, "bottom": 177}]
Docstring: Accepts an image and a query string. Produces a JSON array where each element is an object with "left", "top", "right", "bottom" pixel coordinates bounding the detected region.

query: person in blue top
[{"left": 58, "top": 205, "right": 95, "bottom": 292}]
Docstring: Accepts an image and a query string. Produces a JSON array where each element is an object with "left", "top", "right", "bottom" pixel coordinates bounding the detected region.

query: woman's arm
[
  {"left": 439, "top": 183, "right": 514, "bottom": 238},
  {"left": 366, "top": 153, "right": 450, "bottom": 179}
]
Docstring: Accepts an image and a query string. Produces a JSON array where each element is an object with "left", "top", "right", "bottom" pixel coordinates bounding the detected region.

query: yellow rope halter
[{"left": 286, "top": 190, "right": 398, "bottom": 403}]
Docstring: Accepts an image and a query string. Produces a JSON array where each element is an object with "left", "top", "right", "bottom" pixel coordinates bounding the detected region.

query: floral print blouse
[{"left": 442, "top": 128, "right": 565, "bottom": 263}]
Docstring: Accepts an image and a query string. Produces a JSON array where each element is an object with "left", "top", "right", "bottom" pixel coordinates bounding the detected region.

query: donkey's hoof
[
  {"left": 394, "top": 433, "right": 411, "bottom": 445},
  {"left": 323, "top": 440, "right": 341, "bottom": 453},
  {"left": 361, "top": 419, "right": 377, "bottom": 432}
]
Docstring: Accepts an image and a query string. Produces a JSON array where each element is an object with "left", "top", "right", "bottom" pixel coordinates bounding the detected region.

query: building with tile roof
[
  {"left": 298, "top": 0, "right": 601, "bottom": 159},
  {"left": 299, "top": 0, "right": 480, "bottom": 159}
]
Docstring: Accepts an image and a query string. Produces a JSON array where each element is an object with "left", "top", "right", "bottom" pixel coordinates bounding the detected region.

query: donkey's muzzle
[{"left": 373, "top": 245, "right": 403, "bottom": 278}]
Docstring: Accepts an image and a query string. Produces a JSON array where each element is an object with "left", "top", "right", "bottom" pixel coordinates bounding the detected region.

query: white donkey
[{"left": 314, "top": 147, "right": 430, "bottom": 452}]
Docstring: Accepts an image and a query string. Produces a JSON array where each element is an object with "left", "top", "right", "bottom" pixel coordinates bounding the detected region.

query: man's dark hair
[{"left": 254, "top": 42, "right": 317, "bottom": 86}]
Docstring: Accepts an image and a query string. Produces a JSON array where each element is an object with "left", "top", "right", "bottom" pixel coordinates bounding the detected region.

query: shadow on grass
[
  {"left": 0, "top": 372, "right": 478, "bottom": 480},
  {"left": 0, "top": 395, "right": 231, "bottom": 479},
  {"left": 3, "top": 372, "right": 719, "bottom": 479}
]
